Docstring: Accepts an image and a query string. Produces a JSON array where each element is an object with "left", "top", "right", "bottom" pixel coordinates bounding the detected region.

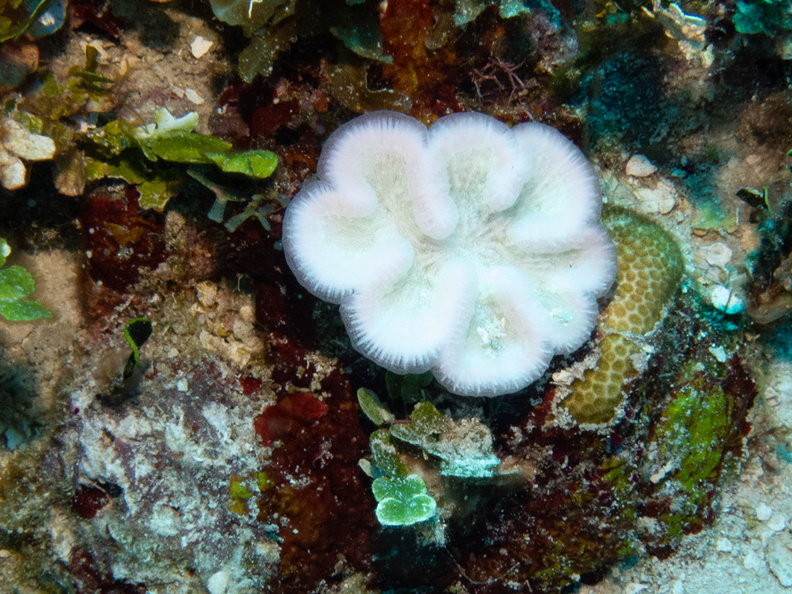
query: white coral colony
[{"left": 282, "top": 111, "right": 617, "bottom": 397}]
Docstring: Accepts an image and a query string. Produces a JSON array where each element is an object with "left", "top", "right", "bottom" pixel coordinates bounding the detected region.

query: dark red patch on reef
[
  {"left": 81, "top": 186, "right": 166, "bottom": 293},
  {"left": 255, "top": 371, "right": 376, "bottom": 590},
  {"left": 71, "top": 485, "right": 108, "bottom": 519},
  {"left": 224, "top": 218, "right": 316, "bottom": 346},
  {"left": 239, "top": 375, "right": 262, "bottom": 396},
  {"left": 69, "top": 549, "right": 146, "bottom": 593},
  {"left": 380, "top": 0, "right": 461, "bottom": 121},
  {"left": 255, "top": 391, "right": 329, "bottom": 446}
]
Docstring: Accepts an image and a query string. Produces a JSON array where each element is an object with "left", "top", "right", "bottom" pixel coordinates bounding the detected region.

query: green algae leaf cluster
[
  {"left": 357, "top": 387, "right": 395, "bottom": 426},
  {"left": 0, "top": 238, "right": 51, "bottom": 322},
  {"left": 362, "top": 390, "right": 509, "bottom": 480},
  {"left": 206, "top": 150, "right": 278, "bottom": 178},
  {"left": 83, "top": 108, "right": 278, "bottom": 211},
  {"left": 372, "top": 474, "right": 437, "bottom": 526}
]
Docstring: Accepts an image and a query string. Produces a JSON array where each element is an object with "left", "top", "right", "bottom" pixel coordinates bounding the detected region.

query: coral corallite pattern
[
  {"left": 562, "top": 334, "right": 640, "bottom": 424},
  {"left": 562, "top": 206, "right": 685, "bottom": 423},
  {"left": 602, "top": 206, "right": 685, "bottom": 335},
  {"left": 283, "top": 111, "right": 617, "bottom": 397}
]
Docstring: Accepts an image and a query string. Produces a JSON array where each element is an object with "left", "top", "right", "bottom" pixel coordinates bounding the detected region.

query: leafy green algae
[{"left": 0, "top": 238, "right": 51, "bottom": 322}]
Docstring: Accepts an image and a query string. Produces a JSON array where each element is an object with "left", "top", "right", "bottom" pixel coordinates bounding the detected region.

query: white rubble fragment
[
  {"left": 743, "top": 548, "right": 765, "bottom": 571},
  {"left": 552, "top": 369, "right": 575, "bottom": 386},
  {"left": 207, "top": 570, "right": 230, "bottom": 594},
  {"left": 710, "top": 285, "right": 744, "bottom": 314},
  {"left": 768, "top": 514, "right": 788, "bottom": 532},
  {"left": 176, "top": 377, "right": 189, "bottom": 392},
  {"left": 768, "top": 531, "right": 792, "bottom": 587},
  {"left": 634, "top": 185, "right": 676, "bottom": 214},
  {"left": 191, "top": 35, "right": 214, "bottom": 59},
  {"left": 716, "top": 537, "right": 733, "bottom": 552},
  {"left": 185, "top": 88, "right": 205, "bottom": 105},
  {"left": 626, "top": 154, "right": 658, "bottom": 177},
  {"left": 757, "top": 503, "right": 774, "bottom": 522},
  {"left": 0, "top": 150, "right": 27, "bottom": 190},
  {"left": 701, "top": 242, "right": 733, "bottom": 268},
  {"left": 709, "top": 345, "right": 727, "bottom": 363},
  {"left": 0, "top": 118, "right": 56, "bottom": 190}
]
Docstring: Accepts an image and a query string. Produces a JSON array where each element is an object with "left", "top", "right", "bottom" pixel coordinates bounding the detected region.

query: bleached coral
[{"left": 283, "top": 111, "right": 616, "bottom": 396}]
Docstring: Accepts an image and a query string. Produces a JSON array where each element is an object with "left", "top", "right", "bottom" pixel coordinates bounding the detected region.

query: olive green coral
[
  {"left": 561, "top": 333, "right": 640, "bottom": 424},
  {"left": 601, "top": 206, "right": 685, "bottom": 334},
  {"left": 561, "top": 206, "right": 684, "bottom": 424}
]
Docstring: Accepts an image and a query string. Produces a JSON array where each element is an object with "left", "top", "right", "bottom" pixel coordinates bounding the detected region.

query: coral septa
[
  {"left": 428, "top": 111, "right": 528, "bottom": 213},
  {"left": 515, "top": 226, "right": 618, "bottom": 298},
  {"left": 342, "top": 255, "right": 476, "bottom": 374},
  {"left": 510, "top": 122, "right": 601, "bottom": 230},
  {"left": 282, "top": 181, "right": 412, "bottom": 303},
  {"left": 319, "top": 110, "right": 460, "bottom": 242},
  {"left": 534, "top": 280, "right": 600, "bottom": 355},
  {"left": 435, "top": 266, "right": 552, "bottom": 396}
]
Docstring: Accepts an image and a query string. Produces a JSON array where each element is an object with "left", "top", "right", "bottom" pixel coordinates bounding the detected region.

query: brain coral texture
[{"left": 282, "top": 111, "right": 617, "bottom": 397}]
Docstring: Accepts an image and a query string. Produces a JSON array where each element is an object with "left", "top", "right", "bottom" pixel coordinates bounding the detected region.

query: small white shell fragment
[
  {"left": 756, "top": 502, "right": 774, "bottom": 522},
  {"left": 190, "top": 35, "right": 214, "bottom": 59},
  {"left": 716, "top": 537, "right": 733, "bottom": 552},
  {"left": 709, "top": 345, "right": 727, "bottom": 362},
  {"left": 176, "top": 378, "right": 189, "bottom": 392},
  {"left": 626, "top": 154, "right": 658, "bottom": 177},
  {"left": 551, "top": 369, "right": 575, "bottom": 386},
  {"left": 710, "top": 285, "right": 744, "bottom": 314},
  {"left": 701, "top": 242, "right": 733, "bottom": 268},
  {"left": 185, "top": 88, "right": 205, "bottom": 105}
]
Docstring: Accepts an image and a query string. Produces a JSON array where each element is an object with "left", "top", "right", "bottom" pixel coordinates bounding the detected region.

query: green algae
[
  {"left": 0, "top": 238, "right": 51, "bottom": 322},
  {"left": 371, "top": 474, "right": 437, "bottom": 526}
]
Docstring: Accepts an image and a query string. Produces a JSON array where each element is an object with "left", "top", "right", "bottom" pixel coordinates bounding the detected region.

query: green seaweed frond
[{"left": 0, "top": 238, "right": 51, "bottom": 322}]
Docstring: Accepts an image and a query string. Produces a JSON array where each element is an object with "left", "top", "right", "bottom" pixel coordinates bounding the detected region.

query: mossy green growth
[
  {"left": 0, "top": 239, "right": 51, "bottom": 322},
  {"left": 368, "top": 428, "right": 410, "bottom": 478},
  {"left": 228, "top": 475, "right": 254, "bottom": 515},
  {"left": 357, "top": 387, "right": 394, "bottom": 427},
  {"left": 371, "top": 474, "right": 437, "bottom": 526},
  {"left": 229, "top": 476, "right": 253, "bottom": 500},
  {"left": 652, "top": 362, "right": 732, "bottom": 498},
  {"left": 390, "top": 402, "right": 504, "bottom": 479},
  {"left": 645, "top": 360, "right": 737, "bottom": 541}
]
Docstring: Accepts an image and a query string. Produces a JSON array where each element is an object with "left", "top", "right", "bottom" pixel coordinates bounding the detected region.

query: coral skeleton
[{"left": 283, "top": 111, "right": 616, "bottom": 396}]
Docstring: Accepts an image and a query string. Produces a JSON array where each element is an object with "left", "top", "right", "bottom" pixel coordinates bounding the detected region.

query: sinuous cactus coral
[{"left": 282, "top": 110, "right": 617, "bottom": 396}]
